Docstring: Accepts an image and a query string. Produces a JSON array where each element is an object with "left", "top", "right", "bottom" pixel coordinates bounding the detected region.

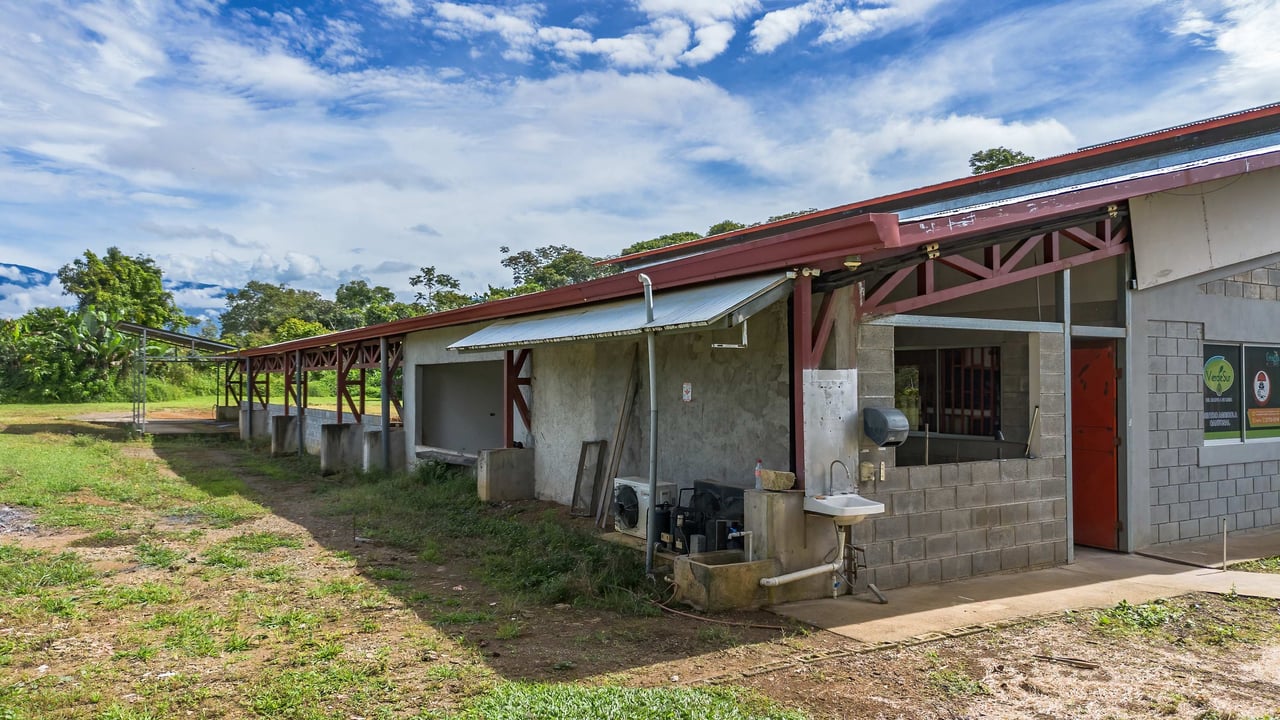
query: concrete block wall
[
  {"left": 853, "top": 458, "right": 1068, "bottom": 589},
  {"left": 1146, "top": 320, "right": 1280, "bottom": 542},
  {"left": 852, "top": 327, "right": 1068, "bottom": 588},
  {"left": 1199, "top": 263, "right": 1280, "bottom": 301},
  {"left": 243, "top": 403, "right": 389, "bottom": 455}
]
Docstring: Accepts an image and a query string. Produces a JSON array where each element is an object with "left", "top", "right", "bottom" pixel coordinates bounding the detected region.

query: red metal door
[{"left": 1071, "top": 342, "right": 1120, "bottom": 550}]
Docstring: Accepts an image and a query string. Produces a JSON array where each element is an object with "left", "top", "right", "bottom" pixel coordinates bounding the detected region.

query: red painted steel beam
[
  {"left": 868, "top": 242, "right": 1130, "bottom": 317},
  {"left": 811, "top": 291, "right": 837, "bottom": 366}
]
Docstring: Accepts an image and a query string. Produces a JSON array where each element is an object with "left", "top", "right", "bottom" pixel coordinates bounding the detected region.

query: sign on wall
[
  {"left": 1203, "top": 344, "right": 1241, "bottom": 441},
  {"left": 1245, "top": 346, "right": 1280, "bottom": 439}
]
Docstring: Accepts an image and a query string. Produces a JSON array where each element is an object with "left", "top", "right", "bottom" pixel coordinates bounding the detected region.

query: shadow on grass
[
  {"left": 0, "top": 421, "right": 129, "bottom": 441},
  {"left": 145, "top": 434, "right": 799, "bottom": 683}
]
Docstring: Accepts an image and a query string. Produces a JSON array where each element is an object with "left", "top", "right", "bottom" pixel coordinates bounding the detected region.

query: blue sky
[{"left": 1, "top": 0, "right": 1277, "bottom": 323}]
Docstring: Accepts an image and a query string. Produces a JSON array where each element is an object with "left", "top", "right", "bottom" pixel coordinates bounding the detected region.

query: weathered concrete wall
[
  {"left": 416, "top": 360, "right": 504, "bottom": 454},
  {"left": 530, "top": 300, "right": 792, "bottom": 505},
  {"left": 477, "top": 448, "right": 535, "bottom": 502},
  {"left": 1128, "top": 254, "right": 1280, "bottom": 548},
  {"left": 242, "top": 402, "right": 387, "bottom": 455},
  {"left": 401, "top": 322, "right": 524, "bottom": 470}
]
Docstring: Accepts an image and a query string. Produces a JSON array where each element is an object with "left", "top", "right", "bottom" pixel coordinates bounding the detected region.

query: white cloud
[
  {"left": 373, "top": 0, "right": 418, "bottom": 19},
  {"left": 0, "top": 278, "right": 68, "bottom": 318},
  {"left": 751, "top": 0, "right": 943, "bottom": 53}
]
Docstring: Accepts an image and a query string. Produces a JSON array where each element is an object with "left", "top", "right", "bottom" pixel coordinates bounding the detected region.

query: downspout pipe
[{"left": 639, "top": 273, "right": 658, "bottom": 576}]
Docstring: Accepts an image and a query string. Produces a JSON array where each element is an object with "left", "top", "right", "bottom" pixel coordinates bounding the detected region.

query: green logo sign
[{"left": 1204, "top": 355, "right": 1235, "bottom": 396}]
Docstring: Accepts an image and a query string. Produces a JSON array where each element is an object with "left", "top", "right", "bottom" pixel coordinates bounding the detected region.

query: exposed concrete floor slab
[
  {"left": 1136, "top": 525, "right": 1280, "bottom": 568},
  {"left": 772, "top": 547, "right": 1280, "bottom": 643}
]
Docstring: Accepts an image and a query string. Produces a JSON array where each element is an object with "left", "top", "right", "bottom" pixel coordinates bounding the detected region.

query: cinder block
[
  {"left": 893, "top": 490, "right": 925, "bottom": 515},
  {"left": 1028, "top": 499, "right": 1056, "bottom": 522},
  {"left": 939, "top": 465, "right": 959, "bottom": 486},
  {"left": 925, "top": 533, "right": 957, "bottom": 558},
  {"left": 1157, "top": 521, "right": 1179, "bottom": 543},
  {"left": 873, "top": 515, "right": 909, "bottom": 542},
  {"left": 925, "top": 486, "right": 957, "bottom": 511},
  {"left": 874, "top": 564, "right": 909, "bottom": 590},
  {"left": 892, "top": 537, "right": 925, "bottom": 564},
  {"left": 1171, "top": 502, "right": 1190, "bottom": 522},
  {"left": 1000, "top": 503, "right": 1029, "bottom": 526},
  {"left": 1041, "top": 519, "right": 1067, "bottom": 541},
  {"left": 939, "top": 554, "right": 973, "bottom": 582},
  {"left": 909, "top": 512, "right": 941, "bottom": 537},
  {"left": 956, "top": 484, "right": 987, "bottom": 508},
  {"left": 1028, "top": 541, "right": 1054, "bottom": 567},
  {"left": 1151, "top": 504, "right": 1170, "bottom": 525},
  {"left": 1190, "top": 500, "right": 1209, "bottom": 519},
  {"left": 972, "top": 549, "right": 1002, "bottom": 576},
  {"left": 908, "top": 559, "right": 942, "bottom": 586},
  {"left": 1041, "top": 477, "right": 1066, "bottom": 500},
  {"left": 987, "top": 526, "right": 1014, "bottom": 548},
  {"left": 1179, "top": 484, "right": 1199, "bottom": 503},
  {"left": 1014, "top": 522, "right": 1042, "bottom": 545},
  {"left": 987, "top": 482, "right": 1016, "bottom": 505},
  {"left": 939, "top": 509, "right": 971, "bottom": 532},
  {"left": 971, "top": 461, "right": 1000, "bottom": 484},
  {"left": 972, "top": 507, "right": 1000, "bottom": 528},
  {"left": 1000, "top": 545, "right": 1030, "bottom": 570},
  {"left": 956, "top": 528, "right": 988, "bottom": 554},
  {"left": 880, "top": 466, "right": 910, "bottom": 492},
  {"left": 909, "top": 465, "right": 942, "bottom": 489}
]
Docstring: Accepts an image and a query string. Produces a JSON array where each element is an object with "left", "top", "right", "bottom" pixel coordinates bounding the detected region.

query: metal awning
[{"left": 448, "top": 272, "right": 793, "bottom": 352}]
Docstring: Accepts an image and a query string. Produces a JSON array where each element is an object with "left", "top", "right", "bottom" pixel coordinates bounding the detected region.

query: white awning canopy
[{"left": 448, "top": 273, "right": 793, "bottom": 353}]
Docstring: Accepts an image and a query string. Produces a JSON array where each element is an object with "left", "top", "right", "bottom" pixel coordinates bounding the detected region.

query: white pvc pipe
[{"left": 759, "top": 561, "right": 841, "bottom": 587}]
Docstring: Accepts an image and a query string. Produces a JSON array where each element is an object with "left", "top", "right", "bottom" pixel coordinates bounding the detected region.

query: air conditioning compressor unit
[{"left": 612, "top": 477, "right": 676, "bottom": 540}]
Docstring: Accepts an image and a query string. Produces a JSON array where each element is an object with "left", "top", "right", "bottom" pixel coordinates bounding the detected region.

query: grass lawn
[{"left": 0, "top": 401, "right": 803, "bottom": 719}]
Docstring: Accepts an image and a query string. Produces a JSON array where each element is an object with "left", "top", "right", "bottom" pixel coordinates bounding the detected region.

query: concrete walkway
[
  {"left": 772, "top": 546, "right": 1280, "bottom": 643},
  {"left": 1137, "top": 524, "right": 1280, "bottom": 569}
]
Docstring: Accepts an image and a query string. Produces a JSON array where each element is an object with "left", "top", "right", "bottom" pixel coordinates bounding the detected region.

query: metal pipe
[
  {"left": 140, "top": 328, "right": 148, "bottom": 435},
  {"left": 380, "top": 337, "right": 391, "bottom": 472},
  {"left": 244, "top": 356, "right": 252, "bottom": 443},
  {"left": 295, "top": 349, "right": 304, "bottom": 457},
  {"left": 638, "top": 273, "right": 658, "bottom": 575},
  {"left": 728, "top": 530, "right": 753, "bottom": 561}
]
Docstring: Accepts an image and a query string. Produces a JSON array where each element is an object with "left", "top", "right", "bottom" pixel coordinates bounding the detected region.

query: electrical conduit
[{"left": 639, "top": 273, "right": 659, "bottom": 576}]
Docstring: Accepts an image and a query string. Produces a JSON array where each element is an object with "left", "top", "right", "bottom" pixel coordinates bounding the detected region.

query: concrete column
[
  {"left": 271, "top": 415, "right": 298, "bottom": 457},
  {"left": 320, "top": 423, "right": 348, "bottom": 475},
  {"left": 363, "top": 428, "right": 407, "bottom": 473},
  {"left": 476, "top": 448, "right": 535, "bottom": 501},
  {"left": 215, "top": 406, "right": 239, "bottom": 422}
]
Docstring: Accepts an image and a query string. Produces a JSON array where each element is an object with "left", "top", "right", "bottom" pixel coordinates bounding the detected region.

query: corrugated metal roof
[{"left": 448, "top": 272, "right": 792, "bottom": 352}]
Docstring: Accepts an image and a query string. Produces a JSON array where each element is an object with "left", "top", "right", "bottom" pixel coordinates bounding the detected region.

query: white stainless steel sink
[{"left": 803, "top": 492, "right": 885, "bottom": 525}]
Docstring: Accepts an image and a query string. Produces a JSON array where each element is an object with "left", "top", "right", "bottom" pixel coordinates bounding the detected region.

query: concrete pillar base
[
  {"left": 239, "top": 407, "right": 268, "bottom": 441},
  {"left": 476, "top": 448, "right": 534, "bottom": 501},
  {"left": 362, "top": 428, "right": 406, "bottom": 473},
  {"left": 215, "top": 405, "right": 239, "bottom": 422},
  {"left": 271, "top": 415, "right": 299, "bottom": 456},
  {"left": 745, "top": 489, "right": 839, "bottom": 603},
  {"left": 321, "top": 423, "right": 363, "bottom": 476}
]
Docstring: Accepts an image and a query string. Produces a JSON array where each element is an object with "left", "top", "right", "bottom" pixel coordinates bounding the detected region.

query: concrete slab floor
[
  {"left": 771, "top": 547, "right": 1280, "bottom": 644},
  {"left": 1136, "top": 525, "right": 1280, "bottom": 569}
]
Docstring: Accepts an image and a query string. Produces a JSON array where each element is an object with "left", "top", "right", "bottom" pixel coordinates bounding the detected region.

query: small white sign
[{"left": 681, "top": 382, "right": 692, "bottom": 402}]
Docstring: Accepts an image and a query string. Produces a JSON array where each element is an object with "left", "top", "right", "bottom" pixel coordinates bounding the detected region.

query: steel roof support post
[
  {"left": 792, "top": 273, "right": 813, "bottom": 491},
  {"left": 244, "top": 356, "right": 252, "bottom": 444},
  {"left": 380, "top": 337, "right": 391, "bottom": 472},
  {"left": 1058, "top": 268, "right": 1074, "bottom": 563},
  {"left": 336, "top": 344, "right": 345, "bottom": 425},
  {"left": 296, "top": 349, "right": 304, "bottom": 458}
]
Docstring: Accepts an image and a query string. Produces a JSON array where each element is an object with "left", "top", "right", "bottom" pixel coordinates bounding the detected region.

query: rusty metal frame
[
  {"left": 860, "top": 217, "right": 1131, "bottom": 318},
  {"left": 504, "top": 348, "right": 532, "bottom": 447}
]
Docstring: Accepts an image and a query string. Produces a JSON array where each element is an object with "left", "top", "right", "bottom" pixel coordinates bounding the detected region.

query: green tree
[
  {"left": 219, "top": 281, "right": 337, "bottom": 345},
  {"left": 500, "top": 245, "right": 609, "bottom": 289},
  {"left": 408, "top": 266, "right": 474, "bottom": 313},
  {"left": 0, "top": 305, "right": 133, "bottom": 402},
  {"left": 969, "top": 147, "right": 1035, "bottom": 174},
  {"left": 57, "top": 247, "right": 189, "bottom": 330},
  {"left": 620, "top": 231, "right": 702, "bottom": 257},
  {"left": 274, "top": 317, "right": 330, "bottom": 342},
  {"left": 705, "top": 219, "right": 746, "bottom": 235},
  {"left": 333, "top": 280, "right": 416, "bottom": 329},
  {"left": 766, "top": 208, "right": 819, "bottom": 223}
]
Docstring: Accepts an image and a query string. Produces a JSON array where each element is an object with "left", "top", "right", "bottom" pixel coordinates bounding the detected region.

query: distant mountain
[{"left": 0, "top": 262, "right": 233, "bottom": 323}]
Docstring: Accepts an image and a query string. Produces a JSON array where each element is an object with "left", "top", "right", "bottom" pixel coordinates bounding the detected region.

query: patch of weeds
[
  {"left": 418, "top": 540, "right": 443, "bottom": 564},
  {"left": 1229, "top": 555, "right": 1280, "bottom": 574},
  {"left": 252, "top": 565, "right": 296, "bottom": 583},
  {"left": 258, "top": 608, "right": 319, "bottom": 635},
  {"left": 332, "top": 550, "right": 357, "bottom": 564},
  {"left": 97, "top": 705, "right": 163, "bottom": 720},
  {"left": 309, "top": 640, "right": 344, "bottom": 661},
  {"left": 200, "top": 546, "right": 249, "bottom": 569},
  {"left": 552, "top": 660, "right": 577, "bottom": 671},
  {"left": 445, "top": 683, "right": 807, "bottom": 720},
  {"left": 38, "top": 596, "right": 82, "bottom": 619},
  {"left": 433, "top": 610, "right": 494, "bottom": 626},
  {"left": 357, "top": 618, "right": 380, "bottom": 633},
  {"left": 366, "top": 566, "right": 410, "bottom": 581},
  {"left": 224, "top": 633, "right": 254, "bottom": 653},
  {"left": 134, "top": 541, "right": 184, "bottom": 569},
  {"left": 221, "top": 531, "right": 303, "bottom": 553},
  {"left": 112, "top": 644, "right": 160, "bottom": 662},
  {"left": 927, "top": 667, "right": 991, "bottom": 697},
  {"left": 426, "top": 663, "right": 463, "bottom": 681},
  {"left": 0, "top": 544, "right": 97, "bottom": 595},
  {"left": 97, "top": 581, "right": 183, "bottom": 610},
  {"left": 696, "top": 625, "right": 738, "bottom": 646},
  {"left": 307, "top": 578, "right": 366, "bottom": 599},
  {"left": 1096, "top": 599, "right": 1181, "bottom": 633},
  {"left": 245, "top": 663, "right": 396, "bottom": 718},
  {"left": 495, "top": 621, "right": 523, "bottom": 640},
  {"left": 141, "top": 609, "right": 230, "bottom": 657}
]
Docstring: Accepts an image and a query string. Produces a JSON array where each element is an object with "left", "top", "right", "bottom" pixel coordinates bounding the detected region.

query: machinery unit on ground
[
  {"left": 665, "top": 480, "right": 747, "bottom": 554},
  {"left": 612, "top": 476, "right": 677, "bottom": 540}
]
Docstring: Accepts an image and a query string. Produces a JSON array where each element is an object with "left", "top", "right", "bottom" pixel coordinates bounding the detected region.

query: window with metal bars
[{"left": 895, "top": 347, "right": 1001, "bottom": 436}]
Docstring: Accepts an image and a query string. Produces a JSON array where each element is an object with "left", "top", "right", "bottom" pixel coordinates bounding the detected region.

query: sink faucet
[{"left": 829, "top": 459, "right": 855, "bottom": 495}]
